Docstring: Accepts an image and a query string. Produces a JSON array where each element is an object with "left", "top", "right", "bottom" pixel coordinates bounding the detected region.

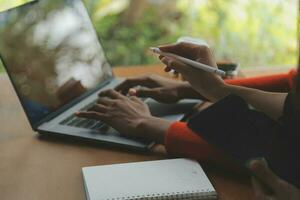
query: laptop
[{"left": 0, "top": 0, "right": 199, "bottom": 150}]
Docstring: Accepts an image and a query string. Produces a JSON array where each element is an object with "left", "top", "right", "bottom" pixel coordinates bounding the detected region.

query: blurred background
[{"left": 0, "top": 0, "right": 298, "bottom": 73}]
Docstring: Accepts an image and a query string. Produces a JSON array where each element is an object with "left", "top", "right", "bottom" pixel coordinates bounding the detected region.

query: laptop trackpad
[{"left": 145, "top": 98, "right": 201, "bottom": 121}]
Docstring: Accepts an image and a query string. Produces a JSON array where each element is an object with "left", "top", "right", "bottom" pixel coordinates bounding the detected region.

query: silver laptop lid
[{"left": 0, "top": 0, "right": 113, "bottom": 127}]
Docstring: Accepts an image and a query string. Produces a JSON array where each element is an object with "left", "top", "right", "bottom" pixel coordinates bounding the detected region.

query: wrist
[
  {"left": 137, "top": 116, "right": 173, "bottom": 144},
  {"left": 209, "top": 83, "right": 231, "bottom": 102}
]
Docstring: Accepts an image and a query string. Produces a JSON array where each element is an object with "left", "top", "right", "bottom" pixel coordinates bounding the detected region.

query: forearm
[
  {"left": 217, "top": 84, "right": 288, "bottom": 120},
  {"left": 178, "top": 80, "right": 287, "bottom": 120},
  {"left": 225, "top": 69, "right": 297, "bottom": 92},
  {"left": 178, "top": 82, "right": 205, "bottom": 99},
  {"left": 178, "top": 68, "right": 297, "bottom": 100},
  {"left": 137, "top": 117, "right": 172, "bottom": 144}
]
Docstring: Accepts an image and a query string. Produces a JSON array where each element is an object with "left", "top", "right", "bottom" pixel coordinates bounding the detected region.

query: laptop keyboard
[
  {"left": 59, "top": 100, "right": 107, "bottom": 131},
  {"left": 59, "top": 97, "right": 147, "bottom": 130}
]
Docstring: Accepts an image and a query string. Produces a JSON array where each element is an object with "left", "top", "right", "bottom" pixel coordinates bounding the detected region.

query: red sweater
[{"left": 165, "top": 69, "right": 297, "bottom": 162}]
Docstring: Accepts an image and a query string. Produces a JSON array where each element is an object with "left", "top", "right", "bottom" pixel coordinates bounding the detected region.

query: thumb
[
  {"left": 251, "top": 176, "right": 273, "bottom": 200},
  {"left": 250, "top": 159, "right": 282, "bottom": 192}
]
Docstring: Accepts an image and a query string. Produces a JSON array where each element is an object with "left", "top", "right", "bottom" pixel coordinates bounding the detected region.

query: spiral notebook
[{"left": 82, "top": 158, "right": 217, "bottom": 200}]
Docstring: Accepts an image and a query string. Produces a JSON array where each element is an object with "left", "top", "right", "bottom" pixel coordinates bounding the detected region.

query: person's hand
[
  {"left": 250, "top": 159, "right": 300, "bottom": 200},
  {"left": 159, "top": 42, "right": 226, "bottom": 102},
  {"left": 76, "top": 89, "right": 172, "bottom": 143},
  {"left": 115, "top": 74, "right": 201, "bottom": 103}
]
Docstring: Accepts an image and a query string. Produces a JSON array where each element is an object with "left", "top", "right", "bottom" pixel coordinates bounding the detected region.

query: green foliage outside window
[
  {"left": 86, "top": 0, "right": 298, "bottom": 68},
  {"left": 0, "top": 0, "right": 298, "bottom": 73}
]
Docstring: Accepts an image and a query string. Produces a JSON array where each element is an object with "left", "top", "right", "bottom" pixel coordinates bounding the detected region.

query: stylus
[{"left": 149, "top": 47, "right": 226, "bottom": 77}]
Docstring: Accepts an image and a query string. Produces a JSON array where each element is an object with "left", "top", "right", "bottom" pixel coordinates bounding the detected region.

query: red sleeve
[
  {"left": 225, "top": 69, "right": 297, "bottom": 92},
  {"left": 165, "top": 121, "right": 223, "bottom": 162},
  {"left": 165, "top": 122, "right": 247, "bottom": 171}
]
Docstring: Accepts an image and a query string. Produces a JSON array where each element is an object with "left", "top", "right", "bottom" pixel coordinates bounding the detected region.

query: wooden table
[{"left": 0, "top": 64, "right": 278, "bottom": 200}]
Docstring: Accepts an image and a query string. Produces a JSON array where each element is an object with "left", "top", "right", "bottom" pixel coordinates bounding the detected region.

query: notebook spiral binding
[{"left": 107, "top": 190, "right": 217, "bottom": 200}]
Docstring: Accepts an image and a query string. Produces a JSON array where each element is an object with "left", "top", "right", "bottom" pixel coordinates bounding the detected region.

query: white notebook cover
[{"left": 82, "top": 158, "right": 217, "bottom": 200}]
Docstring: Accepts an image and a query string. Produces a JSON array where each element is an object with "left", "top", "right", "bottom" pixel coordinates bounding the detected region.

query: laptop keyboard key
[
  {"left": 83, "top": 120, "right": 98, "bottom": 129},
  {"left": 91, "top": 122, "right": 104, "bottom": 130}
]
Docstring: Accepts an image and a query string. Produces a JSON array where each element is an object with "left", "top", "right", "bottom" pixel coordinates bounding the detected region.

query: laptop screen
[{"left": 0, "top": 0, "right": 113, "bottom": 125}]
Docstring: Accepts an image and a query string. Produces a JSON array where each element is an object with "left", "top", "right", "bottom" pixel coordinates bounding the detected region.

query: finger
[
  {"left": 115, "top": 76, "right": 156, "bottom": 93},
  {"left": 115, "top": 78, "right": 144, "bottom": 93},
  {"left": 164, "top": 66, "right": 172, "bottom": 72},
  {"left": 161, "top": 57, "right": 189, "bottom": 74},
  {"left": 99, "top": 89, "right": 124, "bottom": 99},
  {"left": 251, "top": 177, "right": 272, "bottom": 200},
  {"left": 159, "top": 42, "right": 200, "bottom": 58},
  {"left": 250, "top": 160, "right": 282, "bottom": 191},
  {"left": 97, "top": 97, "right": 114, "bottom": 106},
  {"left": 129, "top": 89, "right": 151, "bottom": 103},
  {"left": 76, "top": 111, "right": 106, "bottom": 121},
  {"left": 136, "top": 88, "right": 161, "bottom": 99},
  {"left": 88, "top": 104, "right": 108, "bottom": 113},
  {"left": 159, "top": 43, "right": 184, "bottom": 55},
  {"left": 129, "top": 96, "right": 143, "bottom": 103},
  {"left": 128, "top": 88, "right": 137, "bottom": 96},
  {"left": 159, "top": 56, "right": 174, "bottom": 72}
]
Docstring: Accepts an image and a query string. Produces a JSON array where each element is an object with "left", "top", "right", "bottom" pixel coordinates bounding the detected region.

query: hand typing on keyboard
[
  {"left": 115, "top": 74, "right": 202, "bottom": 103},
  {"left": 76, "top": 89, "right": 172, "bottom": 143}
]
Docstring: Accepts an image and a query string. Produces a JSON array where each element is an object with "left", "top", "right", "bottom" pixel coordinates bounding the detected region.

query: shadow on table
[{"left": 36, "top": 133, "right": 166, "bottom": 156}]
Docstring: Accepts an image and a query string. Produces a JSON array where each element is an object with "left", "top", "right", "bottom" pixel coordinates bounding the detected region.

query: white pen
[{"left": 149, "top": 47, "right": 226, "bottom": 77}]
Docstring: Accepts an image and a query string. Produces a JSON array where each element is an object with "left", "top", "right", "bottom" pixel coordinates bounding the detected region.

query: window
[
  {"left": 86, "top": 0, "right": 298, "bottom": 68},
  {"left": 0, "top": 0, "right": 298, "bottom": 71}
]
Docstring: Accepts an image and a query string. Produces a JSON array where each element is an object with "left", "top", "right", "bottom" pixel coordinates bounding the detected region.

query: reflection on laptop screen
[{"left": 0, "top": 0, "right": 113, "bottom": 124}]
